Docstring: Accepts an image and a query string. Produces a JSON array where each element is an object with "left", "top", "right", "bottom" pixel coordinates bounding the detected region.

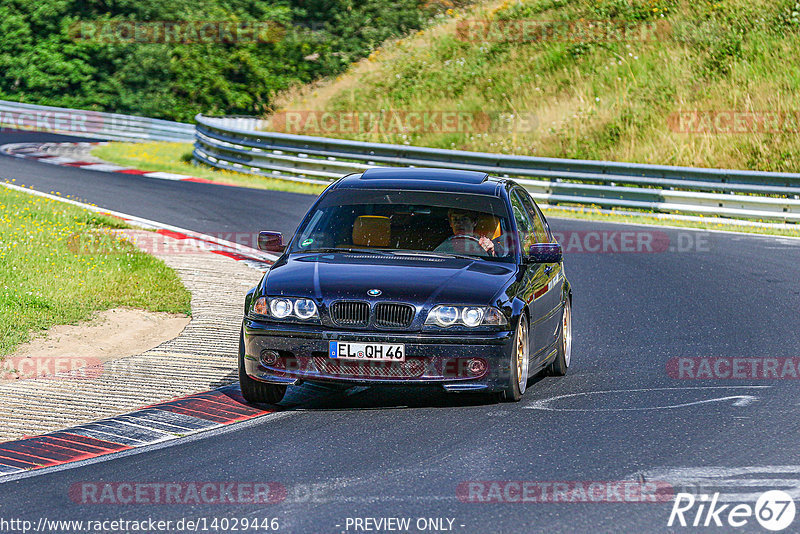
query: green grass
[
  {"left": 92, "top": 142, "right": 327, "bottom": 195},
  {"left": 0, "top": 185, "right": 191, "bottom": 356},
  {"left": 272, "top": 0, "right": 800, "bottom": 172}
]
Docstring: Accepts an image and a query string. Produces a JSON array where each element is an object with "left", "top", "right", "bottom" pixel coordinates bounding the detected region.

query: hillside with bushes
[
  {"left": 0, "top": 0, "right": 465, "bottom": 121},
  {"left": 272, "top": 0, "right": 800, "bottom": 171}
]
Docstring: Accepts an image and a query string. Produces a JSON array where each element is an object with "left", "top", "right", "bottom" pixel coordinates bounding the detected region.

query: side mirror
[
  {"left": 528, "top": 243, "right": 562, "bottom": 263},
  {"left": 258, "top": 231, "right": 284, "bottom": 253}
]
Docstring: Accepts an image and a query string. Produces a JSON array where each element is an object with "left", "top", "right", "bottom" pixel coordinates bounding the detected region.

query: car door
[
  {"left": 517, "top": 189, "right": 563, "bottom": 355},
  {"left": 509, "top": 188, "right": 550, "bottom": 366}
]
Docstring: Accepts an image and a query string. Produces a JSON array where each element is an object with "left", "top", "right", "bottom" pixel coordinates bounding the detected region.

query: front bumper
[{"left": 242, "top": 318, "right": 515, "bottom": 392}]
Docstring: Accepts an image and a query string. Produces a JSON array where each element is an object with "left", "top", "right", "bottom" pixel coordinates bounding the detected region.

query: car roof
[{"left": 332, "top": 167, "right": 506, "bottom": 195}]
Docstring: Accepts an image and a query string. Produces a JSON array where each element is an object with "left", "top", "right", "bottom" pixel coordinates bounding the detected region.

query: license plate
[{"left": 329, "top": 341, "right": 405, "bottom": 362}]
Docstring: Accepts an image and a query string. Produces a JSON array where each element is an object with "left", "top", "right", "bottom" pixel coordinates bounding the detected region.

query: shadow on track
[{"left": 240, "top": 374, "right": 550, "bottom": 411}]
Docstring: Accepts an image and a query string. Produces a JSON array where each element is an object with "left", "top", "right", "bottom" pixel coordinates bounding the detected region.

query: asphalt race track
[
  {"left": 1, "top": 130, "right": 800, "bottom": 533},
  {"left": 0, "top": 130, "right": 316, "bottom": 238}
]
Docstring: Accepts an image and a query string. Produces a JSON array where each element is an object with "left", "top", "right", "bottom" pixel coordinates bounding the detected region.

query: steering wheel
[
  {"left": 439, "top": 233, "right": 491, "bottom": 255},
  {"left": 446, "top": 234, "right": 483, "bottom": 245}
]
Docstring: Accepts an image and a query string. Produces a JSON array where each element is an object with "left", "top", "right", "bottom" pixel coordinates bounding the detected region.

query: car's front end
[{"left": 241, "top": 253, "right": 520, "bottom": 394}]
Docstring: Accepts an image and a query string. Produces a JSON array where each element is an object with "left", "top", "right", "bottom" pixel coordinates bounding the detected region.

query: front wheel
[
  {"left": 238, "top": 328, "right": 287, "bottom": 404},
  {"left": 548, "top": 298, "right": 572, "bottom": 376},
  {"left": 501, "top": 316, "right": 529, "bottom": 402}
]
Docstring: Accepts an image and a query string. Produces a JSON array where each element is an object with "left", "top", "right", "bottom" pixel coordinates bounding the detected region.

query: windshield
[{"left": 289, "top": 189, "right": 515, "bottom": 262}]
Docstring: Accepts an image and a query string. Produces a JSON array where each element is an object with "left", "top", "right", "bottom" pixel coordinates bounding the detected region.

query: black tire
[
  {"left": 548, "top": 298, "right": 572, "bottom": 376},
  {"left": 238, "top": 328, "right": 287, "bottom": 404},
  {"left": 501, "top": 315, "right": 529, "bottom": 402}
]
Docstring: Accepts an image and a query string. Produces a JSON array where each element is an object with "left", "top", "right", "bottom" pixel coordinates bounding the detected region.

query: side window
[
  {"left": 535, "top": 203, "right": 553, "bottom": 241},
  {"left": 510, "top": 190, "right": 535, "bottom": 256},
  {"left": 517, "top": 190, "right": 548, "bottom": 243}
]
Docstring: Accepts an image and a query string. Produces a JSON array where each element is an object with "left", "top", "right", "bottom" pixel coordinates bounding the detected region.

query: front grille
[
  {"left": 314, "top": 357, "right": 426, "bottom": 378},
  {"left": 374, "top": 303, "right": 415, "bottom": 328},
  {"left": 330, "top": 301, "right": 370, "bottom": 326}
]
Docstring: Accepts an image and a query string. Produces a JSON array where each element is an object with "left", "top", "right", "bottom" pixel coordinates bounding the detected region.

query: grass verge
[
  {"left": 92, "top": 142, "right": 327, "bottom": 195},
  {"left": 0, "top": 185, "right": 191, "bottom": 356}
]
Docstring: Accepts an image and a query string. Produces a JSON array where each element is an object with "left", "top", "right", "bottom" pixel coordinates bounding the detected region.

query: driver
[{"left": 435, "top": 208, "right": 496, "bottom": 256}]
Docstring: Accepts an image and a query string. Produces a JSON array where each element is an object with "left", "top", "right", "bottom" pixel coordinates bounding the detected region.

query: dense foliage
[
  {"left": 0, "top": 0, "right": 459, "bottom": 121},
  {"left": 278, "top": 0, "right": 800, "bottom": 171}
]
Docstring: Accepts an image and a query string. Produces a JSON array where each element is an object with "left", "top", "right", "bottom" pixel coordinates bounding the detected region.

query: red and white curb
[
  {"left": 0, "top": 385, "right": 271, "bottom": 477},
  {"left": 0, "top": 183, "right": 289, "bottom": 478},
  {"left": 0, "top": 142, "right": 239, "bottom": 187},
  {"left": 0, "top": 182, "right": 279, "bottom": 271},
  {"left": 0, "top": 380, "right": 353, "bottom": 480}
]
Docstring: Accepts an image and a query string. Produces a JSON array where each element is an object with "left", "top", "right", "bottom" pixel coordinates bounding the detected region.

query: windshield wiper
[
  {"left": 386, "top": 250, "right": 476, "bottom": 261},
  {"left": 301, "top": 248, "right": 389, "bottom": 255},
  {"left": 301, "top": 248, "right": 480, "bottom": 260}
]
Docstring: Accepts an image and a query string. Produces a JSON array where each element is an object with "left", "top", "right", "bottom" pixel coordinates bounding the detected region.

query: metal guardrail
[
  {"left": 3, "top": 100, "right": 795, "bottom": 222},
  {"left": 195, "top": 114, "right": 800, "bottom": 222},
  {"left": 0, "top": 100, "right": 194, "bottom": 142}
]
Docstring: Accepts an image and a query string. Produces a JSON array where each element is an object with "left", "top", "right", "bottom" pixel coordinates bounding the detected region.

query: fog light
[
  {"left": 466, "top": 358, "right": 487, "bottom": 376},
  {"left": 260, "top": 350, "right": 279, "bottom": 366}
]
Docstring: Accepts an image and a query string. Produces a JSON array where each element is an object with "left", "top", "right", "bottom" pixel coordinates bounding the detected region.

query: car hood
[{"left": 264, "top": 253, "right": 516, "bottom": 307}]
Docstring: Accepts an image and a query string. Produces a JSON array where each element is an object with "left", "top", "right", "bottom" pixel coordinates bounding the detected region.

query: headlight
[
  {"left": 253, "top": 296, "right": 319, "bottom": 321},
  {"left": 462, "top": 307, "right": 484, "bottom": 327},
  {"left": 293, "top": 298, "right": 318, "bottom": 319},
  {"left": 430, "top": 306, "right": 459, "bottom": 327},
  {"left": 269, "top": 298, "right": 293, "bottom": 318},
  {"left": 425, "top": 305, "right": 507, "bottom": 328}
]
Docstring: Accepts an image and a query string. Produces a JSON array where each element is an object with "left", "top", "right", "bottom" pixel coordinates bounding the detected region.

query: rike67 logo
[{"left": 668, "top": 490, "right": 796, "bottom": 531}]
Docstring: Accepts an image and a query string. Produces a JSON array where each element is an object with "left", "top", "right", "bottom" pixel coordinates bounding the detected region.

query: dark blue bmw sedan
[{"left": 239, "top": 167, "right": 572, "bottom": 403}]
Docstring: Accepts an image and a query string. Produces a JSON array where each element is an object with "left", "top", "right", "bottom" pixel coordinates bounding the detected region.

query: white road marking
[
  {"left": 631, "top": 466, "right": 800, "bottom": 502},
  {"left": 37, "top": 156, "right": 77, "bottom": 164},
  {"left": 77, "top": 163, "right": 129, "bottom": 172},
  {"left": 525, "top": 386, "right": 770, "bottom": 411},
  {"left": 143, "top": 171, "right": 191, "bottom": 180}
]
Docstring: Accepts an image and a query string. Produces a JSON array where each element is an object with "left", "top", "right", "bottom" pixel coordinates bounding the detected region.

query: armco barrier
[
  {"left": 0, "top": 100, "right": 194, "bottom": 142},
  {"left": 194, "top": 114, "right": 800, "bottom": 222},
  {"left": 2, "top": 100, "right": 797, "bottom": 222}
]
